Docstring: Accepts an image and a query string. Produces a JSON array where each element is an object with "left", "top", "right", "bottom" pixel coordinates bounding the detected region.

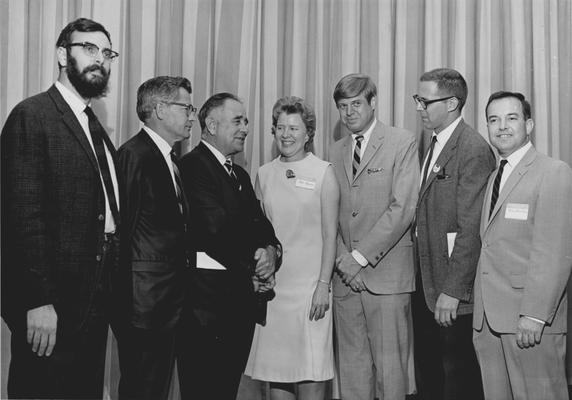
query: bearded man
[{"left": 1, "top": 18, "right": 120, "bottom": 399}]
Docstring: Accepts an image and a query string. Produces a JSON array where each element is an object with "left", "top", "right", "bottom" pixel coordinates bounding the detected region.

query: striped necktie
[
  {"left": 224, "top": 158, "right": 241, "bottom": 190},
  {"left": 170, "top": 151, "right": 186, "bottom": 215},
  {"left": 353, "top": 135, "right": 364, "bottom": 177}
]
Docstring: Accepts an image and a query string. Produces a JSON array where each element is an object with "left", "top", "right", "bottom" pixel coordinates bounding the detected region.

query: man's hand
[
  {"left": 434, "top": 293, "right": 459, "bottom": 327},
  {"left": 335, "top": 253, "right": 362, "bottom": 284},
  {"left": 348, "top": 272, "right": 367, "bottom": 293},
  {"left": 254, "top": 245, "right": 277, "bottom": 280},
  {"left": 516, "top": 316, "right": 544, "bottom": 349},
  {"left": 27, "top": 304, "right": 57, "bottom": 357}
]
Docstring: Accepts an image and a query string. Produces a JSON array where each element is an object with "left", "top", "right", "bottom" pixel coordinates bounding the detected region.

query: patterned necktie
[
  {"left": 353, "top": 135, "right": 364, "bottom": 177},
  {"left": 170, "top": 151, "right": 186, "bottom": 216},
  {"left": 84, "top": 106, "right": 119, "bottom": 224},
  {"left": 421, "top": 135, "right": 437, "bottom": 187},
  {"left": 489, "top": 159, "right": 508, "bottom": 219},
  {"left": 224, "top": 158, "right": 241, "bottom": 190}
]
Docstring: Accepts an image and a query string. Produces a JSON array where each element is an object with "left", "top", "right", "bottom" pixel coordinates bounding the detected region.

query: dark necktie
[
  {"left": 489, "top": 159, "right": 508, "bottom": 219},
  {"left": 84, "top": 106, "right": 119, "bottom": 225},
  {"left": 421, "top": 135, "right": 437, "bottom": 187},
  {"left": 170, "top": 151, "right": 186, "bottom": 216},
  {"left": 224, "top": 158, "right": 241, "bottom": 190},
  {"left": 353, "top": 135, "right": 364, "bottom": 177}
]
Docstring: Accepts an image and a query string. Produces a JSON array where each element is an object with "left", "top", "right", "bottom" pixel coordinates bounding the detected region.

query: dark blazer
[
  {"left": 1, "top": 85, "right": 116, "bottom": 335},
  {"left": 179, "top": 141, "right": 280, "bottom": 315},
  {"left": 415, "top": 119, "right": 495, "bottom": 315},
  {"left": 117, "top": 129, "right": 193, "bottom": 330}
]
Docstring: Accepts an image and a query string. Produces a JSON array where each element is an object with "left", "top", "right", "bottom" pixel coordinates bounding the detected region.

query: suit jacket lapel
[
  {"left": 197, "top": 142, "right": 240, "bottom": 191},
  {"left": 419, "top": 120, "right": 464, "bottom": 199},
  {"left": 355, "top": 121, "right": 384, "bottom": 180},
  {"left": 342, "top": 136, "right": 353, "bottom": 184},
  {"left": 485, "top": 147, "right": 536, "bottom": 231},
  {"left": 48, "top": 85, "right": 100, "bottom": 172}
]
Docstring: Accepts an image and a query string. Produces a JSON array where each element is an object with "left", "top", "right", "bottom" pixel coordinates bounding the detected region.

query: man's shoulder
[
  {"left": 118, "top": 130, "right": 151, "bottom": 154},
  {"left": 380, "top": 123, "right": 417, "bottom": 144},
  {"left": 456, "top": 122, "right": 489, "bottom": 149},
  {"left": 8, "top": 89, "right": 54, "bottom": 117}
]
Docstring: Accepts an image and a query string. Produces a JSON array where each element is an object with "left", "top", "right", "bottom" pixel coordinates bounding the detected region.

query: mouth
[{"left": 496, "top": 133, "right": 512, "bottom": 138}]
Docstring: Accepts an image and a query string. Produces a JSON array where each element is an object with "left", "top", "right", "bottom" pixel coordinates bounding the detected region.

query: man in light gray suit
[
  {"left": 330, "top": 73, "right": 419, "bottom": 400},
  {"left": 473, "top": 91, "right": 572, "bottom": 400}
]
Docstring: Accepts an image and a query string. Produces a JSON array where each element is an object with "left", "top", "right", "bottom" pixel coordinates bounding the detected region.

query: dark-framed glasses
[
  {"left": 164, "top": 102, "right": 197, "bottom": 116},
  {"left": 412, "top": 94, "right": 456, "bottom": 110},
  {"left": 67, "top": 42, "right": 119, "bottom": 62}
]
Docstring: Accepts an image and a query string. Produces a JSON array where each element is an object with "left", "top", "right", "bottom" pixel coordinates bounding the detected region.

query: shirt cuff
[
  {"left": 522, "top": 315, "right": 546, "bottom": 325},
  {"left": 351, "top": 250, "right": 368, "bottom": 267}
]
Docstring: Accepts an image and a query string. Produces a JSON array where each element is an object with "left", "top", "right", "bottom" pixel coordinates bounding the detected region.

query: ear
[
  {"left": 155, "top": 102, "right": 166, "bottom": 120},
  {"left": 525, "top": 118, "right": 534, "bottom": 136},
  {"left": 56, "top": 47, "right": 67, "bottom": 68},
  {"left": 448, "top": 97, "right": 460, "bottom": 112},
  {"left": 370, "top": 96, "right": 377, "bottom": 110},
  {"left": 206, "top": 116, "right": 217, "bottom": 135}
]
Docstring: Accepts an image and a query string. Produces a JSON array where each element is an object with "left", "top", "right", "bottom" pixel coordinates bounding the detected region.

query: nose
[
  {"left": 499, "top": 118, "right": 507, "bottom": 130},
  {"left": 415, "top": 102, "right": 424, "bottom": 112},
  {"left": 345, "top": 107, "right": 354, "bottom": 117}
]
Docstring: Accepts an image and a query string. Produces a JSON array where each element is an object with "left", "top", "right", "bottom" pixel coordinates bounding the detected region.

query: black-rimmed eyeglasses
[
  {"left": 67, "top": 42, "right": 119, "bottom": 62},
  {"left": 164, "top": 102, "right": 197, "bottom": 116},
  {"left": 412, "top": 94, "right": 456, "bottom": 110}
]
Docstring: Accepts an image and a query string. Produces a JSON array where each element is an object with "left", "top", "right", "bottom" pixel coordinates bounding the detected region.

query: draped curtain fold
[{"left": 1, "top": 0, "right": 571, "bottom": 398}]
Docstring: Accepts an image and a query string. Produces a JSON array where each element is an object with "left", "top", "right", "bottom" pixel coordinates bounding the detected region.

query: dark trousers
[
  {"left": 116, "top": 324, "right": 182, "bottom": 400},
  {"left": 412, "top": 288, "right": 484, "bottom": 400},
  {"left": 7, "top": 233, "right": 118, "bottom": 399},
  {"left": 178, "top": 306, "right": 255, "bottom": 400}
]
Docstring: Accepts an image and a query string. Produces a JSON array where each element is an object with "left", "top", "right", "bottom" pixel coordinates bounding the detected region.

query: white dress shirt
[{"left": 55, "top": 81, "right": 119, "bottom": 233}]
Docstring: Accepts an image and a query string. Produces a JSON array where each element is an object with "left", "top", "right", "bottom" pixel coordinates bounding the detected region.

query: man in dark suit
[
  {"left": 178, "top": 92, "right": 281, "bottom": 400},
  {"left": 473, "top": 91, "right": 572, "bottom": 400},
  {"left": 1, "top": 18, "right": 120, "bottom": 399},
  {"left": 116, "top": 76, "right": 196, "bottom": 400},
  {"left": 412, "top": 68, "right": 495, "bottom": 400}
]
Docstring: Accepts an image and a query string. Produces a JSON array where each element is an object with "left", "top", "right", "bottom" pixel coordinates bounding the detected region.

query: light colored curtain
[{"left": 2, "top": 0, "right": 571, "bottom": 398}]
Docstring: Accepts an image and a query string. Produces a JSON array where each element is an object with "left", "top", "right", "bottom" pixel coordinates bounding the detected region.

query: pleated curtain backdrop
[{"left": 1, "top": 0, "right": 572, "bottom": 398}]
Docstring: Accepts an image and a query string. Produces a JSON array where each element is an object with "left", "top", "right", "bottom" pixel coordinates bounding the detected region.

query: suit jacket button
[
  {"left": 352, "top": 211, "right": 359, "bottom": 217},
  {"left": 98, "top": 214, "right": 104, "bottom": 221},
  {"left": 96, "top": 254, "right": 102, "bottom": 262}
]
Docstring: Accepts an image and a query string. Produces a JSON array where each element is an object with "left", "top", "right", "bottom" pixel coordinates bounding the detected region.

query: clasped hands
[
  {"left": 252, "top": 245, "right": 278, "bottom": 293},
  {"left": 335, "top": 252, "right": 366, "bottom": 292}
]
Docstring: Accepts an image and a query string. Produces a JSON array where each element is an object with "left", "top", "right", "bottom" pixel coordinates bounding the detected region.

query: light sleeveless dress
[{"left": 244, "top": 153, "right": 334, "bottom": 382}]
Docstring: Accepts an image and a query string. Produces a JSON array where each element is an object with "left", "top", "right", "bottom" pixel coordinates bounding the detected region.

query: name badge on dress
[
  {"left": 505, "top": 203, "right": 529, "bottom": 220},
  {"left": 295, "top": 178, "right": 316, "bottom": 190}
]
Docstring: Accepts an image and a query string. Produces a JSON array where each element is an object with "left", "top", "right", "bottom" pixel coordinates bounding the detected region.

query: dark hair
[
  {"left": 136, "top": 76, "right": 193, "bottom": 122},
  {"left": 56, "top": 18, "right": 112, "bottom": 48},
  {"left": 272, "top": 96, "right": 316, "bottom": 152},
  {"left": 333, "top": 73, "right": 377, "bottom": 104},
  {"left": 198, "top": 92, "right": 242, "bottom": 131},
  {"left": 420, "top": 68, "right": 468, "bottom": 111},
  {"left": 485, "top": 91, "right": 532, "bottom": 120}
]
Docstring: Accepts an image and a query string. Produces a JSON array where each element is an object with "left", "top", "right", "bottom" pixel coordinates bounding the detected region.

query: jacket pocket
[{"left": 509, "top": 273, "right": 525, "bottom": 289}]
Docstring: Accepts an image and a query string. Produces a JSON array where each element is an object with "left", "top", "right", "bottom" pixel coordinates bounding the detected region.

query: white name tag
[
  {"left": 505, "top": 203, "right": 529, "bottom": 220},
  {"left": 295, "top": 178, "right": 316, "bottom": 190}
]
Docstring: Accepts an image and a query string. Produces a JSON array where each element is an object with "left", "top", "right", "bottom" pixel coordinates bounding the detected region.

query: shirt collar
[
  {"left": 55, "top": 81, "right": 89, "bottom": 117},
  {"left": 433, "top": 116, "right": 462, "bottom": 146},
  {"left": 143, "top": 126, "right": 173, "bottom": 157},
  {"left": 352, "top": 119, "right": 377, "bottom": 142},
  {"left": 201, "top": 140, "right": 228, "bottom": 165},
  {"left": 503, "top": 141, "right": 532, "bottom": 168}
]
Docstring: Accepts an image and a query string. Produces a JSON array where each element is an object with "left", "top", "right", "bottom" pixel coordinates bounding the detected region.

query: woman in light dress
[{"left": 244, "top": 96, "right": 340, "bottom": 400}]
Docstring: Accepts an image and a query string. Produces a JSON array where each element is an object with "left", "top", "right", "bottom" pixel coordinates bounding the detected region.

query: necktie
[
  {"left": 489, "top": 159, "right": 508, "bottom": 219},
  {"left": 224, "top": 158, "right": 241, "bottom": 190},
  {"left": 170, "top": 151, "right": 186, "bottom": 216},
  {"left": 353, "top": 135, "right": 364, "bottom": 177},
  {"left": 84, "top": 106, "right": 119, "bottom": 225},
  {"left": 421, "top": 135, "right": 437, "bottom": 187}
]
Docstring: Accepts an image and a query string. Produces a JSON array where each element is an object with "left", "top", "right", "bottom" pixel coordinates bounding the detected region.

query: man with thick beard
[{"left": 1, "top": 18, "right": 120, "bottom": 399}]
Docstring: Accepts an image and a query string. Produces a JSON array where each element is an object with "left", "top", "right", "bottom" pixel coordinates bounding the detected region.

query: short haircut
[
  {"left": 56, "top": 18, "right": 112, "bottom": 48},
  {"left": 198, "top": 92, "right": 242, "bottom": 131},
  {"left": 485, "top": 91, "right": 532, "bottom": 120},
  {"left": 136, "top": 76, "right": 193, "bottom": 122},
  {"left": 420, "top": 68, "right": 468, "bottom": 111},
  {"left": 333, "top": 73, "right": 377, "bottom": 104},
  {"left": 272, "top": 96, "right": 316, "bottom": 152}
]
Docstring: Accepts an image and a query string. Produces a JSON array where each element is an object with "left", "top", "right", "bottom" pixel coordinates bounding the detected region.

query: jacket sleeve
[{"left": 1, "top": 102, "right": 58, "bottom": 316}]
